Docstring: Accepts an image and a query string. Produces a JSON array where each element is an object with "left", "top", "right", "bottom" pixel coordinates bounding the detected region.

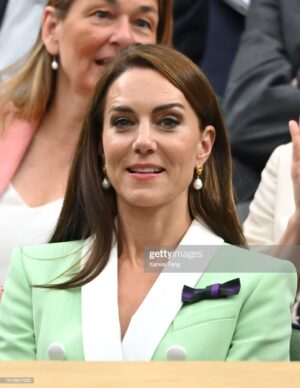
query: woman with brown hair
[
  {"left": 0, "top": 0, "right": 173, "bottom": 288},
  {"left": 0, "top": 44, "right": 296, "bottom": 360}
]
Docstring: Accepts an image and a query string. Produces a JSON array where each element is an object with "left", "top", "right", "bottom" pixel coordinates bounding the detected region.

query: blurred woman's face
[
  {"left": 43, "top": 0, "right": 159, "bottom": 96},
  {"left": 102, "top": 68, "right": 215, "bottom": 212}
]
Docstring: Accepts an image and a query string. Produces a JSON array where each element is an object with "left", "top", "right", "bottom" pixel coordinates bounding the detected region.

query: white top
[
  {"left": 0, "top": 184, "right": 63, "bottom": 284},
  {"left": 243, "top": 143, "right": 294, "bottom": 245}
]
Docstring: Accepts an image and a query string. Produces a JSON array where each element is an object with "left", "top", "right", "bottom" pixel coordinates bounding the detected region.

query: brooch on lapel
[{"left": 181, "top": 278, "right": 241, "bottom": 304}]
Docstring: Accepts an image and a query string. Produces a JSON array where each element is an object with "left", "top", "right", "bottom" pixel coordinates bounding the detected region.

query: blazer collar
[
  {"left": 81, "top": 220, "right": 224, "bottom": 361},
  {"left": 0, "top": 120, "right": 37, "bottom": 195}
]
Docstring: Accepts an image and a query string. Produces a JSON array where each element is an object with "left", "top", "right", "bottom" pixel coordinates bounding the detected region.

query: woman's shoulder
[
  {"left": 268, "top": 142, "right": 292, "bottom": 167},
  {"left": 0, "top": 102, "right": 17, "bottom": 136},
  {"left": 206, "top": 244, "right": 297, "bottom": 303},
  {"left": 9, "top": 240, "right": 87, "bottom": 286},
  {"left": 211, "top": 243, "right": 296, "bottom": 274},
  {"left": 0, "top": 116, "right": 36, "bottom": 138},
  {"left": 16, "top": 240, "right": 86, "bottom": 262}
]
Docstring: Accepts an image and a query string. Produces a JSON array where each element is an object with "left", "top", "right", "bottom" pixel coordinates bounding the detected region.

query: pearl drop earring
[
  {"left": 51, "top": 56, "right": 59, "bottom": 71},
  {"left": 102, "top": 166, "right": 111, "bottom": 190},
  {"left": 193, "top": 165, "right": 203, "bottom": 190}
]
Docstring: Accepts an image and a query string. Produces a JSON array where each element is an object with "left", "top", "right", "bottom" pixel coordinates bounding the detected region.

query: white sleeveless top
[{"left": 0, "top": 184, "right": 63, "bottom": 284}]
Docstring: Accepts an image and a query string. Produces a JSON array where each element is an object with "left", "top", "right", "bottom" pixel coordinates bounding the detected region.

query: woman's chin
[{"left": 118, "top": 194, "right": 168, "bottom": 210}]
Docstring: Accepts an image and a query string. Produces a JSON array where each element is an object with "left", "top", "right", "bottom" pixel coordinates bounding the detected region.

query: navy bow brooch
[{"left": 181, "top": 278, "right": 241, "bottom": 304}]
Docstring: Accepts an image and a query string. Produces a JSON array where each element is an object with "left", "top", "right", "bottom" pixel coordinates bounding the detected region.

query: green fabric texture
[{"left": 0, "top": 241, "right": 297, "bottom": 361}]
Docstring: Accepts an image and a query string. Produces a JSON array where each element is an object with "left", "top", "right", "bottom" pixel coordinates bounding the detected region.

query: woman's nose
[
  {"left": 109, "top": 17, "right": 135, "bottom": 48},
  {"left": 132, "top": 126, "right": 158, "bottom": 155}
]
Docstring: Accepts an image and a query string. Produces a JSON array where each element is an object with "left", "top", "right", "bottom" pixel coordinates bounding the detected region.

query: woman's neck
[
  {"left": 117, "top": 201, "right": 192, "bottom": 268},
  {"left": 39, "top": 79, "right": 91, "bottom": 143}
]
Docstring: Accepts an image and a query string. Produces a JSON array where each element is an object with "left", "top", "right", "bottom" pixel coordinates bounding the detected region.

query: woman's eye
[
  {"left": 111, "top": 117, "right": 133, "bottom": 130},
  {"left": 135, "top": 19, "right": 151, "bottom": 29},
  {"left": 94, "top": 10, "right": 110, "bottom": 19},
  {"left": 159, "top": 116, "right": 181, "bottom": 129}
]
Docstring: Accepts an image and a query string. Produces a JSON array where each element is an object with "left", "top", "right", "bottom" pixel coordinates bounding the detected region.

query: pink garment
[{"left": 0, "top": 120, "right": 37, "bottom": 196}]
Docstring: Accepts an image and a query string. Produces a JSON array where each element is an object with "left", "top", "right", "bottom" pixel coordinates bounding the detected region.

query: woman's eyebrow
[
  {"left": 108, "top": 103, "right": 185, "bottom": 114},
  {"left": 109, "top": 105, "right": 134, "bottom": 114},
  {"left": 137, "top": 5, "right": 159, "bottom": 15},
  {"left": 102, "top": 0, "right": 118, "bottom": 5},
  {"left": 152, "top": 103, "right": 185, "bottom": 113},
  {"left": 99, "top": 0, "right": 158, "bottom": 14}
]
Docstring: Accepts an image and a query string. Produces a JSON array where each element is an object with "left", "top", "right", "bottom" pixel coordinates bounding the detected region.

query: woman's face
[
  {"left": 102, "top": 68, "right": 215, "bottom": 211},
  {"left": 43, "top": 0, "right": 159, "bottom": 96}
]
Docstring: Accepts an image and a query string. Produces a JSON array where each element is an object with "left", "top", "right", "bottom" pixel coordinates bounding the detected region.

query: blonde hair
[
  {"left": 0, "top": 0, "right": 74, "bottom": 130},
  {"left": 0, "top": 40, "right": 53, "bottom": 127},
  {"left": 0, "top": 0, "right": 173, "bottom": 132}
]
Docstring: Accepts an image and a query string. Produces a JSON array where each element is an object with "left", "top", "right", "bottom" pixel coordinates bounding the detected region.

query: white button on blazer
[
  {"left": 48, "top": 343, "right": 65, "bottom": 360},
  {"left": 166, "top": 345, "right": 187, "bottom": 360}
]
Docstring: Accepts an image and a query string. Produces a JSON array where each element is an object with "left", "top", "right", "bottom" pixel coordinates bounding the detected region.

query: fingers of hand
[{"left": 289, "top": 120, "right": 300, "bottom": 162}]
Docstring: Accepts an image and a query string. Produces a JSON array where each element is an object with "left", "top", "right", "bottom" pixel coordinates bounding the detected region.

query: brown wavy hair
[{"left": 48, "top": 44, "right": 246, "bottom": 289}]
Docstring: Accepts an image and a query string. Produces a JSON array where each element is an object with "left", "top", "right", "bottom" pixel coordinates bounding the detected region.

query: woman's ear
[
  {"left": 41, "top": 6, "right": 61, "bottom": 55},
  {"left": 195, "top": 125, "right": 216, "bottom": 165}
]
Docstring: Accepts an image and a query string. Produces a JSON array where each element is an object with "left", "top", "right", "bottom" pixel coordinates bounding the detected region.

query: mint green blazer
[{"left": 0, "top": 222, "right": 296, "bottom": 361}]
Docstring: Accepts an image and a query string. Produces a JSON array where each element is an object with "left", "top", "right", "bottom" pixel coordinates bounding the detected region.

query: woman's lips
[
  {"left": 94, "top": 57, "right": 113, "bottom": 66},
  {"left": 128, "top": 167, "right": 164, "bottom": 174},
  {"left": 127, "top": 165, "right": 165, "bottom": 180}
]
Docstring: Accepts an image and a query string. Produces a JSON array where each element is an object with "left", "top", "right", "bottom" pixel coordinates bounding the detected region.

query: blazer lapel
[
  {"left": 122, "top": 220, "right": 224, "bottom": 360},
  {"left": 0, "top": 120, "right": 37, "bottom": 196},
  {"left": 81, "top": 241, "right": 123, "bottom": 361}
]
